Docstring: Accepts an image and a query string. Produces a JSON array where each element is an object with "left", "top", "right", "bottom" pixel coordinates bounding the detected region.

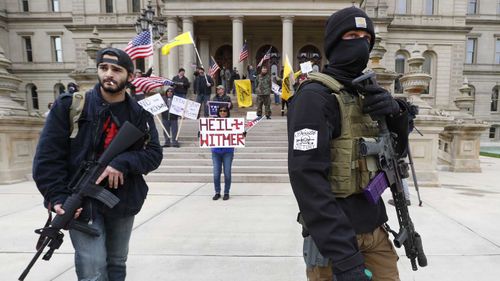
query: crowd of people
[{"left": 30, "top": 6, "right": 419, "bottom": 281}]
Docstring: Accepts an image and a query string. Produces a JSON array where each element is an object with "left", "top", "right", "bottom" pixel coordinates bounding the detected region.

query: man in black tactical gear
[{"left": 288, "top": 6, "right": 411, "bottom": 281}]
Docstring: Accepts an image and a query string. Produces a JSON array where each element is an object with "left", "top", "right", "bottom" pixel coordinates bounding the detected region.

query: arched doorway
[
  {"left": 214, "top": 44, "right": 233, "bottom": 85},
  {"left": 255, "top": 44, "right": 280, "bottom": 79},
  {"left": 297, "top": 45, "right": 322, "bottom": 72},
  {"left": 54, "top": 83, "right": 65, "bottom": 99},
  {"left": 26, "top": 83, "right": 39, "bottom": 111}
]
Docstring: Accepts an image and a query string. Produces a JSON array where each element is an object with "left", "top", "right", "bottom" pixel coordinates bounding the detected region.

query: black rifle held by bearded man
[
  {"left": 19, "top": 121, "right": 145, "bottom": 281},
  {"left": 352, "top": 72, "right": 428, "bottom": 271}
]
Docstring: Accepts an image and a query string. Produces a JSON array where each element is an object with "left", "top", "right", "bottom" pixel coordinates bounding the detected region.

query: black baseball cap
[{"left": 96, "top": 47, "right": 135, "bottom": 74}]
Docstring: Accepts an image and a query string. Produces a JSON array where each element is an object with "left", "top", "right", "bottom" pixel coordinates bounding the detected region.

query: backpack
[{"left": 69, "top": 92, "right": 86, "bottom": 139}]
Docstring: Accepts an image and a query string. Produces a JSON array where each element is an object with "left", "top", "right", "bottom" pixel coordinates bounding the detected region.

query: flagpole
[
  {"left": 175, "top": 100, "right": 189, "bottom": 142},
  {"left": 148, "top": 27, "right": 155, "bottom": 70},
  {"left": 155, "top": 115, "right": 171, "bottom": 139},
  {"left": 191, "top": 36, "right": 210, "bottom": 85}
]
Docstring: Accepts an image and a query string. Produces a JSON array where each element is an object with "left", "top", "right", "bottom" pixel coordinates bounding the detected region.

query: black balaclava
[{"left": 323, "top": 7, "right": 375, "bottom": 84}]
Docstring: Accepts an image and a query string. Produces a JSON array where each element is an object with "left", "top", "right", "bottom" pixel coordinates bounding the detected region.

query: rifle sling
[{"left": 36, "top": 203, "right": 53, "bottom": 251}]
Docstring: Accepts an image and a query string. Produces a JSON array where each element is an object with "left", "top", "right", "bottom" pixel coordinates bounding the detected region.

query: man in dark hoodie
[
  {"left": 33, "top": 47, "right": 163, "bottom": 281},
  {"left": 288, "top": 6, "right": 411, "bottom": 281}
]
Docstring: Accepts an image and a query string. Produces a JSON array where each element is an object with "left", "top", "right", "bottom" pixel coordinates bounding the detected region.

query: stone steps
[
  {"left": 145, "top": 173, "right": 290, "bottom": 183},
  {"left": 162, "top": 146, "right": 288, "bottom": 153},
  {"left": 149, "top": 117, "right": 289, "bottom": 183},
  {"left": 155, "top": 165, "right": 288, "bottom": 174},
  {"left": 163, "top": 152, "right": 286, "bottom": 159},
  {"left": 159, "top": 158, "right": 288, "bottom": 166}
]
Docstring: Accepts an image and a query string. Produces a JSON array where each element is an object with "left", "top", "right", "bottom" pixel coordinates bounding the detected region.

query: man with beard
[
  {"left": 255, "top": 65, "right": 272, "bottom": 119},
  {"left": 288, "top": 7, "right": 411, "bottom": 281},
  {"left": 33, "top": 47, "right": 163, "bottom": 281}
]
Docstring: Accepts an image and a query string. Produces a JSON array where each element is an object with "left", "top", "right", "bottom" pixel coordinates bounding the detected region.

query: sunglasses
[{"left": 219, "top": 109, "right": 228, "bottom": 112}]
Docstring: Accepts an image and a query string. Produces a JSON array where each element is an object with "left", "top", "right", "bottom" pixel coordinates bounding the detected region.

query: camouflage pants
[
  {"left": 304, "top": 227, "right": 400, "bottom": 281},
  {"left": 256, "top": 95, "right": 271, "bottom": 117}
]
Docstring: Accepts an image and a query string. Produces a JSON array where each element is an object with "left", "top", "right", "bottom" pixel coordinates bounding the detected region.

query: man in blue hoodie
[{"left": 33, "top": 47, "right": 163, "bottom": 281}]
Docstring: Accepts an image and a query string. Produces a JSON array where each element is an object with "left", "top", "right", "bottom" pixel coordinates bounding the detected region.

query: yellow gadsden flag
[
  {"left": 235, "top": 79, "right": 253, "bottom": 108},
  {"left": 161, "top": 32, "right": 194, "bottom": 55},
  {"left": 281, "top": 55, "right": 294, "bottom": 101}
]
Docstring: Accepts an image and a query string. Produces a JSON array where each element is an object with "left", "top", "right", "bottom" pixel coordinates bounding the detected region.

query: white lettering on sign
[
  {"left": 199, "top": 118, "right": 246, "bottom": 148},
  {"left": 137, "top": 93, "right": 168, "bottom": 115},
  {"left": 293, "top": 128, "right": 318, "bottom": 151}
]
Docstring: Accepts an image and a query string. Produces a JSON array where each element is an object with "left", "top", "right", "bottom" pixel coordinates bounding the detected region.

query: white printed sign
[
  {"left": 170, "top": 95, "right": 201, "bottom": 120},
  {"left": 293, "top": 128, "right": 318, "bottom": 151},
  {"left": 300, "top": 61, "right": 313, "bottom": 74},
  {"left": 137, "top": 93, "right": 168, "bottom": 115},
  {"left": 199, "top": 118, "right": 246, "bottom": 148},
  {"left": 246, "top": 111, "right": 257, "bottom": 120},
  {"left": 272, "top": 82, "right": 281, "bottom": 96}
]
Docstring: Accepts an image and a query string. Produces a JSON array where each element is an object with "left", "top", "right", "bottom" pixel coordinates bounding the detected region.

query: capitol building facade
[{"left": 0, "top": 0, "right": 499, "bottom": 141}]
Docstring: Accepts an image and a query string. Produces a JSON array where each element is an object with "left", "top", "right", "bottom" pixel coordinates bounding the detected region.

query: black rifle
[
  {"left": 19, "top": 121, "right": 145, "bottom": 281},
  {"left": 352, "top": 72, "right": 427, "bottom": 271}
]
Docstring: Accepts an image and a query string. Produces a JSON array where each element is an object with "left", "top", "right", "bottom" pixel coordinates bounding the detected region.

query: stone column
[
  {"left": 199, "top": 36, "right": 210, "bottom": 72},
  {"left": 167, "top": 16, "right": 179, "bottom": 79},
  {"left": 232, "top": 16, "right": 244, "bottom": 75},
  {"left": 400, "top": 47, "right": 453, "bottom": 187},
  {"left": 282, "top": 16, "right": 294, "bottom": 68},
  {"left": 182, "top": 16, "right": 195, "bottom": 82},
  {"left": 0, "top": 45, "right": 44, "bottom": 183}
]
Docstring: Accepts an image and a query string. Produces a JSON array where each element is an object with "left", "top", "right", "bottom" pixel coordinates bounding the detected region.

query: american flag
[
  {"left": 239, "top": 41, "right": 249, "bottom": 62},
  {"left": 131, "top": 75, "right": 174, "bottom": 93},
  {"left": 244, "top": 116, "right": 264, "bottom": 133},
  {"left": 209, "top": 56, "right": 220, "bottom": 77},
  {"left": 257, "top": 47, "right": 272, "bottom": 67},
  {"left": 124, "top": 30, "right": 154, "bottom": 60}
]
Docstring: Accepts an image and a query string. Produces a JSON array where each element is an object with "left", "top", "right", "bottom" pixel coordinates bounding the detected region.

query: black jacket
[
  {"left": 194, "top": 75, "right": 214, "bottom": 95},
  {"left": 287, "top": 79, "right": 410, "bottom": 273},
  {"left": 172, "top": 75, "right": 190, "bottom": 95},
  {"left": 33, "top": 84, "right": 163, "bottom": 218}
]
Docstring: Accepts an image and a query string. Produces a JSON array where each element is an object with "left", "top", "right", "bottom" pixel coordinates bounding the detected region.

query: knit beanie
[{"left": 324, "top": 7, "right": 375, "bottom": 59}]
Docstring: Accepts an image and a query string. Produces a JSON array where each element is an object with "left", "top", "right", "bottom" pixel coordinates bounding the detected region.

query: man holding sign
[
  {"left": 161, "top": 88, "right": 179, "bottom": 147},
  {"left": 199, "top": 106, "right": 245, "bottom": 201}
]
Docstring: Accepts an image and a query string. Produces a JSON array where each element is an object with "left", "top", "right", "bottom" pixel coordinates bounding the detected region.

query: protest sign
[
  {"left": 137, "top": 93, "right": 170, "bottom": 138},
  {"left": 170, "top": 95, "right": 201, "bottom": 120},
  {"left": 246, "top": 111, "right": 257, "bottom": 120},
  {"left": 199, "top": 118, "right": 245, "bottom": 148},
  {"left": 272, "top": 82, "right": 281, "bottom": 96},
  {"left": 207, "top": 101, "right": 231, "bottom": 117},
  {"left": 300, "top": 61, "right": 313, "bottom": 74},
  {"left": 137, "top": 93, "right": 168, "bottom": 115}
]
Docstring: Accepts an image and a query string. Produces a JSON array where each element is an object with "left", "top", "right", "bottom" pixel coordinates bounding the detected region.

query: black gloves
[
  {"left": 361, "top": 85, "right": 400, "bottom": 116},
  {"left": 334, "top": 265, "right": 373, "bottom": 281}
]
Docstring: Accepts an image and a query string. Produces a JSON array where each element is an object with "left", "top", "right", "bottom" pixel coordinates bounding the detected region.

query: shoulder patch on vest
[{"left": 293, "top": 128, "right": 318, "bottom": 151}]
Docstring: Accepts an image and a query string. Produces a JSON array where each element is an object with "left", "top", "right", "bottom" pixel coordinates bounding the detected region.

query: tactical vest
[{"left": 306, "top": 72, "right": 379, "bottom": 198}]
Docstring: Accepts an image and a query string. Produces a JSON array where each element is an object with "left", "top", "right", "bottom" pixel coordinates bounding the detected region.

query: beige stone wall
[{"left": 0, "top": 0, "right": 498, "bottom": 141}]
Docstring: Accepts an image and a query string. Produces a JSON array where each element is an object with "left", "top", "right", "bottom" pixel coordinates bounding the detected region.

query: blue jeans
[
  {"left": 274, "top": 92, "right": 280, "bottom": 104},
  {"left": 212, "top": 151, "right": 234, "bottom": 194},
  {"left": 196, "top": 94, "right": 210, "bottom": 117},
  {"left": 69, "top": 212, "right": 135, "bottom": 281}
]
